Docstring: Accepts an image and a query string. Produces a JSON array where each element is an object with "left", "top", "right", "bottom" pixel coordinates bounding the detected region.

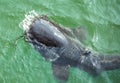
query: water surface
[{"left": 0, "top": 0, "right": 120, "bottom": 83}]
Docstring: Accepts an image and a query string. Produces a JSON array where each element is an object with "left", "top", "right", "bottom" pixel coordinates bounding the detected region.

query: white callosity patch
[{"left": 19, "top": 10, "right": 39, "bottom": 31}]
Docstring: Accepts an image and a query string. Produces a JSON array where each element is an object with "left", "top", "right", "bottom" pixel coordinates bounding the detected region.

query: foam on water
[{"left": 19, "top": 10, "right": 39, "bottom": 31}]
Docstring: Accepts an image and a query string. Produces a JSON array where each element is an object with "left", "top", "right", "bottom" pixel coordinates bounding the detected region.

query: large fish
[{"left": 20, "top": 11, "right": 120, "bottom": 82}]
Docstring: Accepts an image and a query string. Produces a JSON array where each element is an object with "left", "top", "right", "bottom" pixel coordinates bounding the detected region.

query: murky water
[{"left": 0, "top": 0, "right": 120, "bottom": 83}]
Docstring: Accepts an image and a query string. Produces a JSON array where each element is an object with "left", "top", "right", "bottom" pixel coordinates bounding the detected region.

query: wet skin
[{"left": 23, "top": 16, "right": 120, "bottom": 82}]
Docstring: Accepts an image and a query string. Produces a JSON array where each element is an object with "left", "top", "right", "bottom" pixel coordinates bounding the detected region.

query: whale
[{"left": 20, "top": 11, "right": 120, "bottom": 82}]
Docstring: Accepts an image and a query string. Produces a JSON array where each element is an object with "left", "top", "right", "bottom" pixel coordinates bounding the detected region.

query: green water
[{"left": 0, "top": 0, "right": 120, "bottom": 83}]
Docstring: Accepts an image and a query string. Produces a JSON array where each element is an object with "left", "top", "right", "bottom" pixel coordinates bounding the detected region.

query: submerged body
[{"left": 20, "top": 11, "right": 120, "bottom": 82}]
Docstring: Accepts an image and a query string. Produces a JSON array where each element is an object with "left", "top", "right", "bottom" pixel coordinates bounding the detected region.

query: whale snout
[{"left": 27, "top": 18, "right": 68, "bottom": 47}]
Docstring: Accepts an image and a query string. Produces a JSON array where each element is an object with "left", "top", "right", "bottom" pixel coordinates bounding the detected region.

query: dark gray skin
[{"left": 24, "top": 16, "right": 120, "bottom": 82}]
